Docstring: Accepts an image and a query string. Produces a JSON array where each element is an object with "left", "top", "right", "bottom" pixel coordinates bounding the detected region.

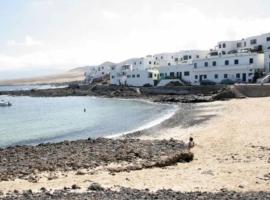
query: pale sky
[{"left": 0, "top": 0, "right": 270, "bottom": 79}]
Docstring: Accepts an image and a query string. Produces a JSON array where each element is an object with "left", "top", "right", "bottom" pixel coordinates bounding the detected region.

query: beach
[{"left": 0, "top": 97, "right": 269, "bottom": 199}]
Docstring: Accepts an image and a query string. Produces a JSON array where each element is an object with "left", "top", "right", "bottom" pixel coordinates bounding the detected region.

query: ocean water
[
  {"left": 0, "top": 84, "right": 67, "bottom": 92},
  {"left": 0, "top": 96, "right": 177, "bottom": 147}
]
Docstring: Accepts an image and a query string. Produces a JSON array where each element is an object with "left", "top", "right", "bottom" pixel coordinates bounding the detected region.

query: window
[
  {"left": 160, "top": 73, "right": 164, "bottom": 78},
  {"left": 204, "top": 62, "right": 208, "bottom": 67},
  {"left": 204, "top": 75, "right": 207, "bottom": 79},
  {"left": 175, "top": 58, "right": 178, "bottom": 62},
  {"left": 214, "top": 74, "right": 218, "bottom": 79},
  {"left": 237, "top": 42, "right": 242, "bottom": 48},
  {"left": 189, "top": 55, "right": 192, "bottom": 59},
  {"left": 194, "top": 63, "right": 197, "bottom": 68},
  {"left": 250, "top": 39, "right": 257, "bottom": 45},
  {"left": 223, "top": 43, "right": 226, "bottom": 48},
  {"left": 212, "top": 61, "right": 216, "bottom": 66},
  {"left": 184, "top": 71, "right": 190, "bottom": 76},
  {"left": 137, "top": 74, "right": 140, "bottom": 78},
  {"left": 234, "top": 59, "right": 239, "bottom": 65},
  {"left": 149, "top": 61, "right": 152, "bottom": 64},
  {"left": 161, "top": 56, "right": 163, "bottom": 59},
  {"left": 196, "top": 55, "right": 200, "bottom": 58},
  {"left": 225, "top": 60, "right": 229, "bottom": 65},
  {"left": 267, "top": 37, "right": 270, "bottom": 42},
  {"left": 127, "top": 75, "right": 131, "bottom": 78},
  {"left": 102, "top": 72, "right": 104, "bottom": 75},
  {"left": 132, "top": 75, "right": 135, "bottom": 78},
  {"left": 236, "top": 73, "right": 240, "bottom": 79},
  {"left": 154, "top": 61, "right": 156, "bottom": 65},
  {"left": 155, "top": 57, "right": 158, "bottom": 60},
  {"left": 170, "top": 72, "right": 174, "bottom": 77},
  {"left": 224, "top": 74, "right": 228, "bottom": 78},
  {"left": 195, "top": 75, "right": 198, "bottom": 79},
  {"left": 154, "top": 74, "right": 157, "bottom": 77},
  {"left": 148, "top": 73, "right": 153, "bottom": 78},
  {"left": 249, "top": 58, "right": 254, "bottom": 64},
  {"left": 111, "top": 66, "right": 115, "bottom": 70},
  {"left": 134, "top": 62, "right": 136, "bottom": 65},
  {"left": 140, "top": 61, "right": 142, "bottom": 64},
  {"left": 183, "top": 55, "right": 189, "bottom": 60},
  {"left": 111, "top": 76, "right": 115, "bottom": 79},
  {"left": 168, "top": 63, "right": 171, "bottom": 66}
]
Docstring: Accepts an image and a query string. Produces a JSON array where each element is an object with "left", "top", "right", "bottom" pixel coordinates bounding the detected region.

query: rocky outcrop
[
  {"left": 0, "top": 85, "right": 238, "bottom": 103},
  {"left": 0, "top": 138, "right": 192, "bottom": 182},
  {"left": 2, "top": 186, "right": 270, "bottom": 200}
]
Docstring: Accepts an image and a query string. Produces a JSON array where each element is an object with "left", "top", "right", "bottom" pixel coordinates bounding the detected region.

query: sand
[{"left": 0, "top": 97, "right": 270, "bottom": 193}]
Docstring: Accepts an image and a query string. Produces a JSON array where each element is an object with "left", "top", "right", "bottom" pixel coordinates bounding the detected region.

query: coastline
[{"left": 0, "top": 88, "right": 270, "bottom": 199}]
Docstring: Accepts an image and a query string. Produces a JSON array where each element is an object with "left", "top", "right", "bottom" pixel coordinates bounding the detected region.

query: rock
[
  {"left": 71, "top": 184, "right": 81, "bottom": 190},
  {"left": 88, "top": 183, "right": 104, "bottom": 191}
]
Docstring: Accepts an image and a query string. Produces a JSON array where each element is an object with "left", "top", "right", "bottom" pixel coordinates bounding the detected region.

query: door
[
  {"left": 199, "top": 75, "right": 204, "bottom": 82},
  {"left": 242, "top": 73, "right": 246, "bottom": 82},
  {"left": 176, "top": 72, "right": 182, "bottom": 79}
]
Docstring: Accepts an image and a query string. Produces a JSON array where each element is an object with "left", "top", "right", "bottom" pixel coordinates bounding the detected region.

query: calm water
[
  {"left": 0, "top": 84, "right": 67, "bottom": 92},
  {"left": 0, "top": 96, "right": 177, "bottom": 147}
]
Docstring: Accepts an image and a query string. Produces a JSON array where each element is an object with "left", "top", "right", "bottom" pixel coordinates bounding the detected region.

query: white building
[
  {"left": 265, "top": 50, "right": 270, "bottom": 73},
  {"left": 85, "top": 62, "right": 115, "bottom": 83},
  {"left": 153, "top": 50, "right": 208, "bottom": 67},
  {"left": 87, "top": 32, "right": 270, "bottom": 86},
  {"left": 110, "top": 58, "right": 159, "bottom": 86},
  {"left": 159, "top": 52, "right": 265, "bottom": 85},
  {"left": 216, "top": 33, "right": 270, "bottom": 54}
]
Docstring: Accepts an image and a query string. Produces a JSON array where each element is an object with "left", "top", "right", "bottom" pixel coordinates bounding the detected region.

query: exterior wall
[
  {"left": 153, "top": 50, "right": 208, "bottom": 67},
  {"left": 110, "top": 67, "right": 159, "bottom": 86},
  {"left": 216, "top": 33, "right": 270, "bottom": 54},
  {"left": 159, "top": 64, "right": 194, "bottom": 84},
  {"left": 85, "top": 63, "right": 115, "bottom": 82},
  {"left": 158, "top": 53, "right": 264, "bottom": 85},
  {"left": 265, "top": 51, "right": 270, "bottom": 73},
  {"left": 193, "top": 53, "right": 264, "bottom": 84}
]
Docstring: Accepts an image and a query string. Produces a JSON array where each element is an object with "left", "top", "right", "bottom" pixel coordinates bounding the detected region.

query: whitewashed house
[
  {"left": 264, "top": 50, "right": 270, "bottom": 73},
  {"left": 85, "top": 62, "right": 115, "bottom": 83},
  {"left": 153, "top": 50, "right": 208, "bottom": 67},
  {"left": 110, "top": 57, "right": 160, "bottom": 86},
  {"left": 192, "top": 52, "right": 264, "bottom": 84},
  {"left": 158, "top": 52, "right": 264, "bottom": 85},
  {"left": 216, "top": 33, "right": 270, "bottom": 54}
]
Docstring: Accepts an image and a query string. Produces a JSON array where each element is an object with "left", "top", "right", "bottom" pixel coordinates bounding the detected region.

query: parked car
[
  {"left": 200, "top": 80, "right": 216, "bottom": 85},
  {"left": 220, "top": 79, "right": 235, "bottom": 85}
]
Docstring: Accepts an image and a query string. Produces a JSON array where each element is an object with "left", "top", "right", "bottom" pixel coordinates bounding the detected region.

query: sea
[{"left": 0, "top": 93, "right": 177, "bottom": 147}]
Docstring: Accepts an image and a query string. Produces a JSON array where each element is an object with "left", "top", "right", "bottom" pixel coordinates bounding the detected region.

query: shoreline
[
  {"left": 0, "top": 88, "right": 270, "bottom": 198},
  {"left": 0, "top": 95, "right": 179, "bottom": 148}
]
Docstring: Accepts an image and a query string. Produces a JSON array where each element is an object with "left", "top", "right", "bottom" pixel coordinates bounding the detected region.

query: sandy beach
[{"left": 0, "top": 97, "right": 269, "bottom": 196}]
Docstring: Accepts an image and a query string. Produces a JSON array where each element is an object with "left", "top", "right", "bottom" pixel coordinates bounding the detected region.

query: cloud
[
  {"left": 7, "top": 35, "right": 43, "bottom": 47},
  {"left": 102, "top": 10, "right": 120, "bottom": 20}
]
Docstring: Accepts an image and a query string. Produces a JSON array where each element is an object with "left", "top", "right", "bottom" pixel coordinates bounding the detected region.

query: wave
[{"left": 106, "top": 105, "right": 179, "bottom": 138}]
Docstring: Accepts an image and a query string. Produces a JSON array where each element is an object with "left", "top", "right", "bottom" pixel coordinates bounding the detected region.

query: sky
[{"left": 0, "top": 0, "right": 270, "bottom": 79}]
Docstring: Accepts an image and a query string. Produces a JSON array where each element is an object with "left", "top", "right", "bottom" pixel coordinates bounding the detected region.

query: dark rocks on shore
[
  {"left": 1, "top": 186, "right": 270, "bottom": 200},
  {"left": 0, "top": 84, "right": 238, "bottom": 103},
  {"left": 0, "top": 138, "right": 192, "bottom": 182}
]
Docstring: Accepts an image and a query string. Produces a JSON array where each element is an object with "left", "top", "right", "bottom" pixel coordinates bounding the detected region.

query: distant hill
[{"left": 0, "top": 61, "right": 115, "bottom": 85}]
